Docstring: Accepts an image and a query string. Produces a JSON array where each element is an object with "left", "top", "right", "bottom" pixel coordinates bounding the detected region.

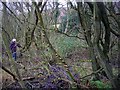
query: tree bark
[
  {"left": 77, "top": 2, "right": 100, "bottom": 80},
  {"left": 33, "top": 2, "right": 78, "bottom": 85},
  {"left": 0, "top": 62, "right": 18, "bottom": 81}
]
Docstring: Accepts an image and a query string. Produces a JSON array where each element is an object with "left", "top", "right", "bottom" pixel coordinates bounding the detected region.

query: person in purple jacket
[{"left": 10, "top": 38, "right": 21, "bottom": 61}]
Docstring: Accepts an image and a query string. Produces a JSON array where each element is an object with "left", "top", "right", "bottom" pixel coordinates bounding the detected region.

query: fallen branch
[
  {"left": 22, "top": 77, "right": 35, "bottom": 81},
  {"left": 0, "top": 62, "right": 18, "bottom": 81},
  {"left": 80, "top": 68, "right": 103, "bottom": 79}
]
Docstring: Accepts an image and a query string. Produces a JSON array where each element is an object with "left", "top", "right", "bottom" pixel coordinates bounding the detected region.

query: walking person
[{"left": 10, "top": 38, "right": 21, "bottom": 61}]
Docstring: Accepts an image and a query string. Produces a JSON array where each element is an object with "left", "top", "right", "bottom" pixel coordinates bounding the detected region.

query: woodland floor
[{"left": 1, "top": 48, "right": 115, "bottom": 89}]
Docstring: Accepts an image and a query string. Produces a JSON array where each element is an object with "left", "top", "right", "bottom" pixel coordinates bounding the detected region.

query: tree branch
[
  {"left": 1, "top": 2, "right": 23, "bottom": 24},
  {"left": 56, "top": 30, "right": 85, "bottom": 40},
  {"left": 80, "top": 68, "right": 103, "bottom": 79},
  {"left": 40, "top": 0, "right": 48, "bottom": 13},
  {"left": 0, "top": 62, "right": 18, "bottom": 81}
]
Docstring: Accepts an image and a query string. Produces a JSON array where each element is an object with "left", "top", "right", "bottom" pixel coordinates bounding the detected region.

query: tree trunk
[
  {"left": 93, "top": 2, "right": 118, "bottom": 88},
  {"left": 77, "top": 2, "right": 100, "bottom": 80},
  {"left": 2, "top": 2, "right": 26, "bottom": 88},
  {"left": 33, "top": 2, "right": 78, "bottom": 84}
]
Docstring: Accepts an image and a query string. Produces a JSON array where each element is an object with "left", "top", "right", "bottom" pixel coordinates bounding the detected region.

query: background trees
[{"left": 1, "top": 1, "right": 120, "bottom": 89}]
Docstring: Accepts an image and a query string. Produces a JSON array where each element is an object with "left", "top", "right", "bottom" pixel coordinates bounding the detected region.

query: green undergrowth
[
  {"left": 90, "top": 80, "right": 112, "bottom": 89},
  {"left": 49, "top": 33, "right": 87, "bottom": 57}
]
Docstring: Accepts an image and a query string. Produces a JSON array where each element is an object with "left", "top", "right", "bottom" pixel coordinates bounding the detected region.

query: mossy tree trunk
[
  {"left": 2, "top": 2, "right": 26, "bottom": 88},
  {"left": 76, "top": 2, "right": 100, "bottom": 80},
  {"left": 33, "top": 2, "right": 80, "bottom": 85}
]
